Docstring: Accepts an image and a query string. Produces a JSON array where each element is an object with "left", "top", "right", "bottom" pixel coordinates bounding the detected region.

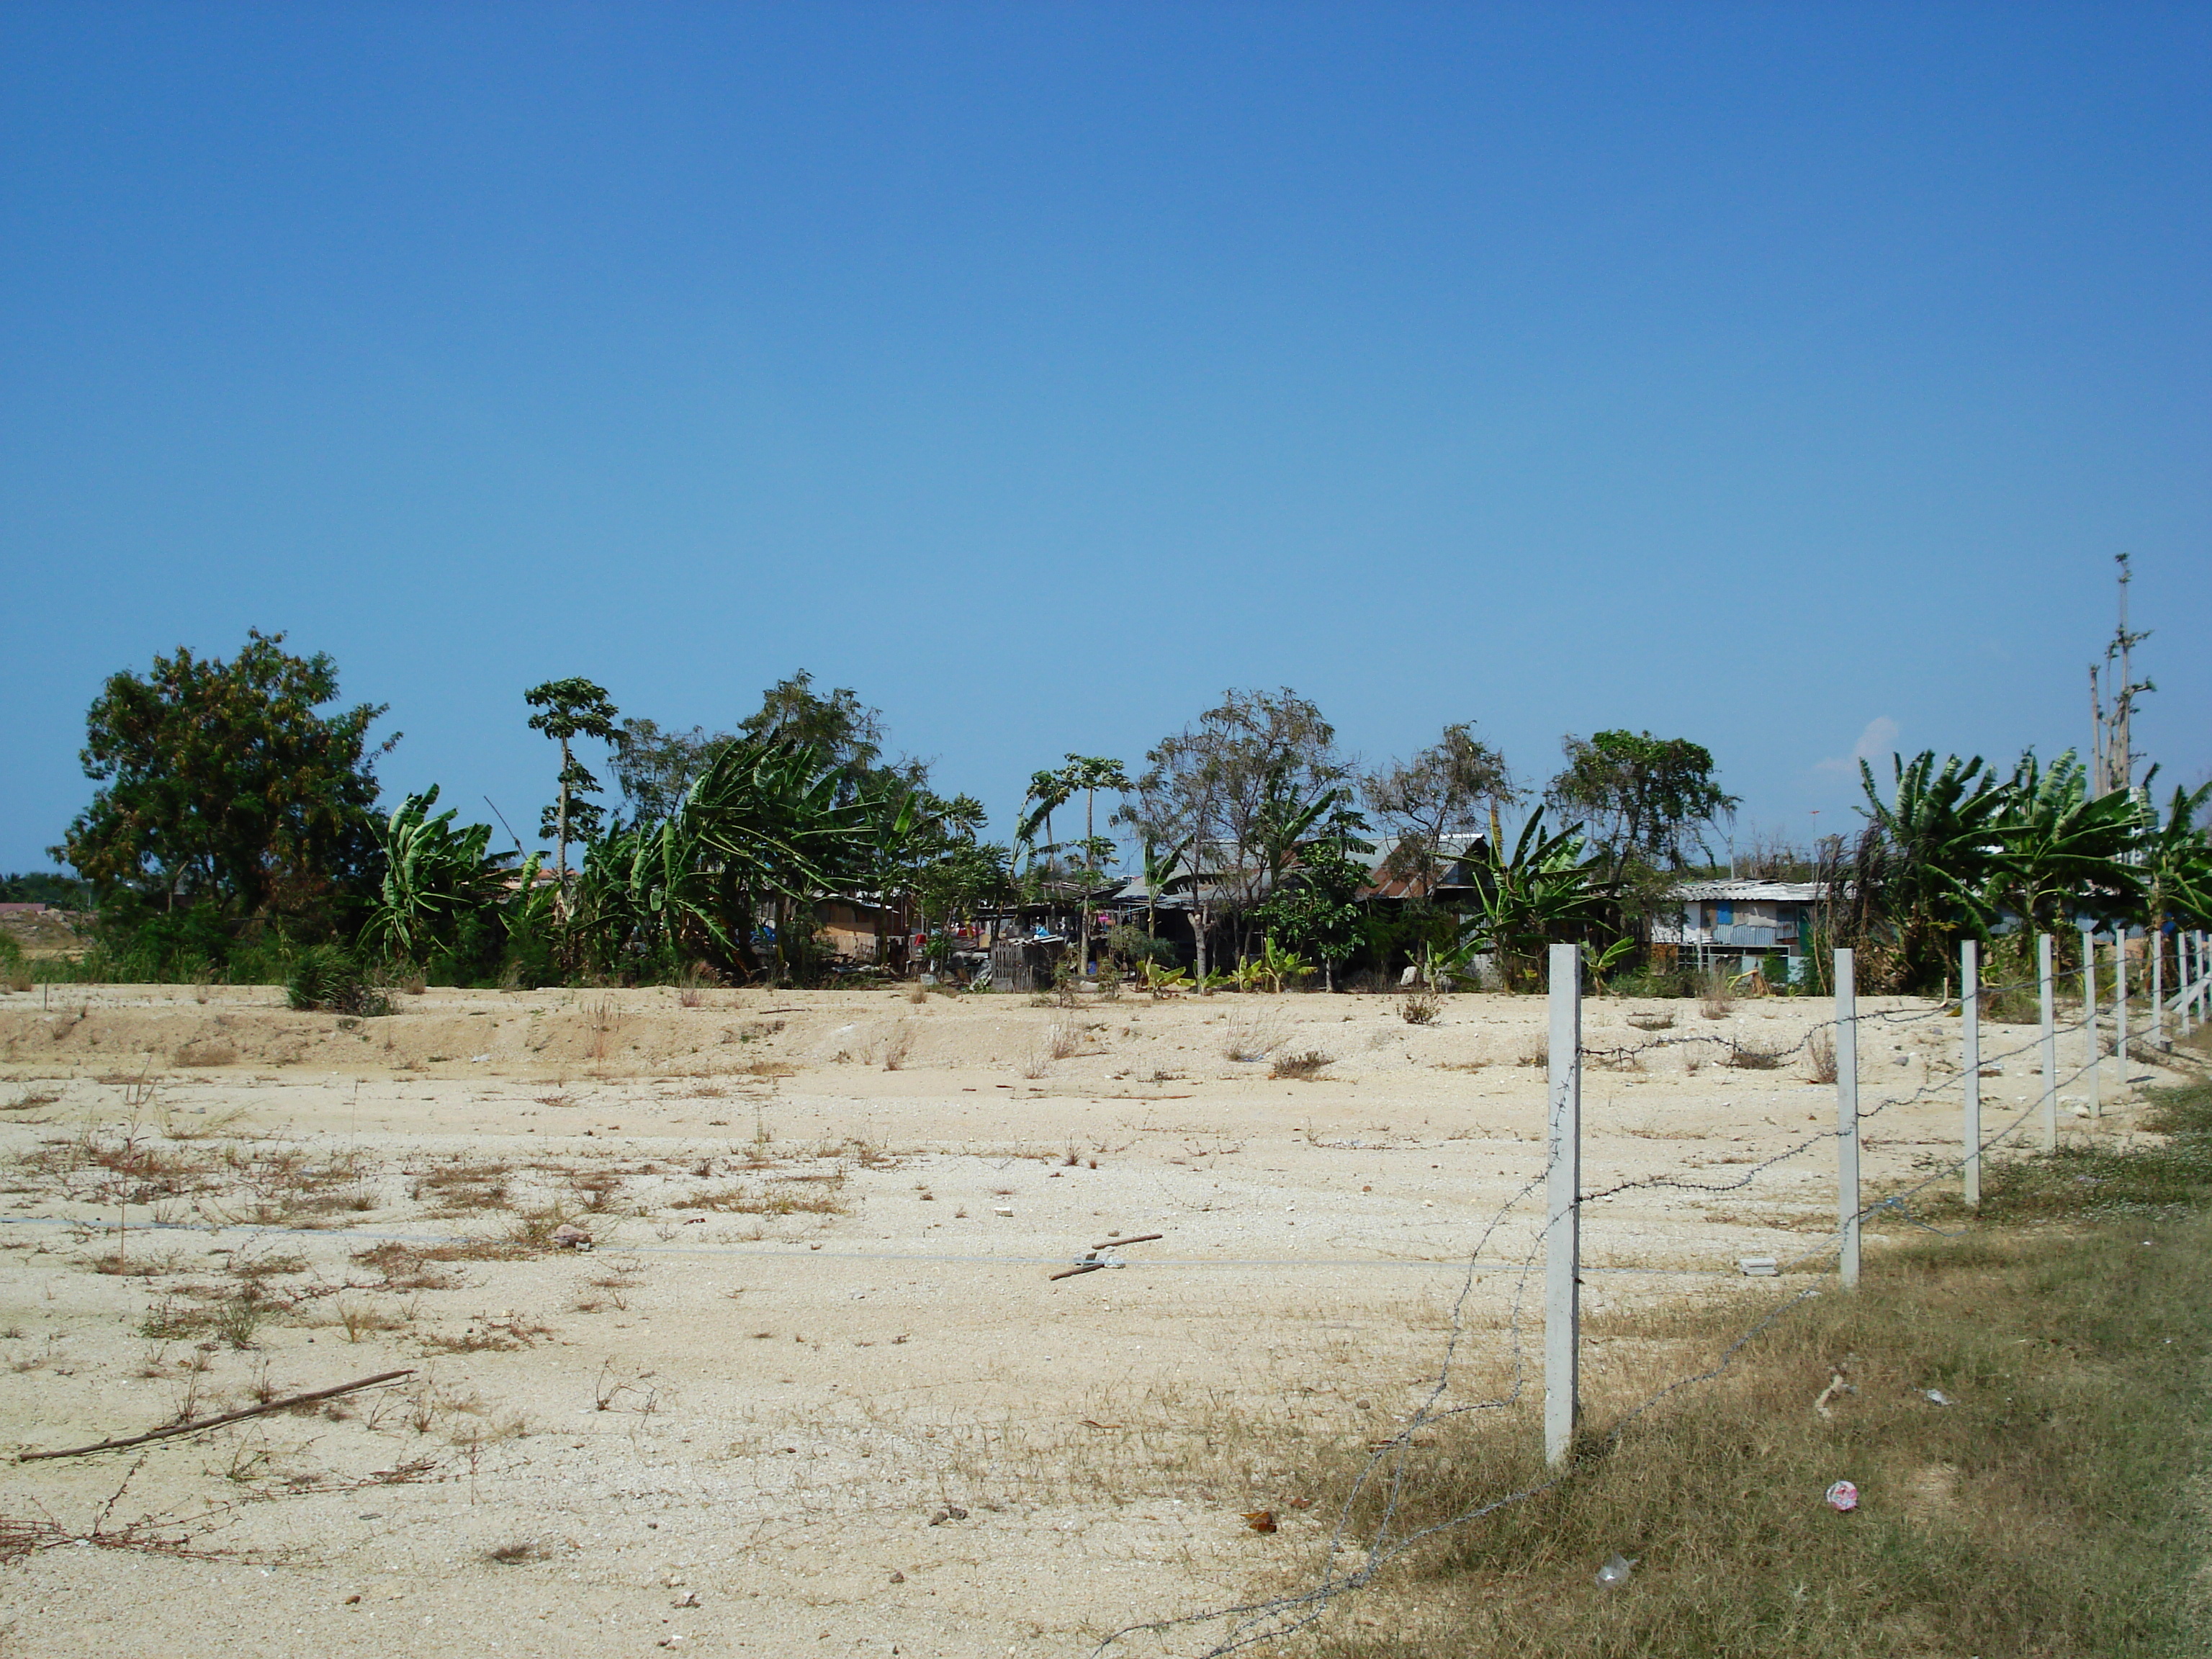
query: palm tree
[{"left": 1060, "top": 756, "right": 1130, "bottom": 967}]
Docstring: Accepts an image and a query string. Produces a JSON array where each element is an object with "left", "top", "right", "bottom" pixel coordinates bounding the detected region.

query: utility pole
[{"left": 2090, "top": 554, "right": 2154, "bottom": 798}]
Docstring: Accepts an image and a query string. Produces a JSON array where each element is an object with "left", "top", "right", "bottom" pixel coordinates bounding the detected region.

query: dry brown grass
[
  {"left": 349, "top": 1242, "right": 460, "bottom": 1290},
  {"left": 1805, "top": 1028, "right": 1838, "bottom": 1084},
  {"left": 675, "top": 1176, "right": 848, "bottom": 1216},
  {"left": 408, "top": 1158, "right": 513, "bottom": 1215},
  {"left": 1269, "top": 1049, "right": 1334, "bottom": 1081}
]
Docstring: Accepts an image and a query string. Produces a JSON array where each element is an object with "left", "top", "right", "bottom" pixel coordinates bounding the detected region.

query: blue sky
[{"left": 4, "top": 3, "right": 2206, "bottom": 872}]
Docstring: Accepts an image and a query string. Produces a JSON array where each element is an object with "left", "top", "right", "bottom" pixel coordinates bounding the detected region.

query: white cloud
[{"left": 1816, "top": 716, "right": 1899, "bottom": 775}]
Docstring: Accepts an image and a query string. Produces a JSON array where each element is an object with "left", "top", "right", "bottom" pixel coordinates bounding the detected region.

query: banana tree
[
  {"left": 1851, "top": 751, "right": 2015, "bottom": 986},
  {"left": 2139, "top": 780, "right": 2212, "bottom": 996},
  {"left": 1463, "top": 811, "right": 1617, "bottom": 991},
  {"left": 361, "top": 787, "right": 513, "bottom": 963},
  {"left": 1987, "top": 750, "right": 2144, "bottom": 941}
]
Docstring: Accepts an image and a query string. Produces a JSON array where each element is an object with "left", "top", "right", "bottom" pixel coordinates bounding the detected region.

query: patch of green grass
[{"left": 1945, "top": 1075, "right": 2212, "bottom": 1220}]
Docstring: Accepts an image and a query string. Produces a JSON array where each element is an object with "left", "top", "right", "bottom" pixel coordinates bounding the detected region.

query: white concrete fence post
[
  {"left": 2185, "top": 930, "right": 2200, "bottom": 1033},
  {"left": 1961, "top": 939, "right": 1981, "bottom": 1209},
  {"left": 2185, "top": 929, "right": 2203, "bottom": 1035},
  {"left": 1835, "top": 946, "right": 1861, "bottom": 1290},
  {"left": 1543, "top": 942, "right": 1582, "bottom": 1467},
  {"left": 2116, "top": 934, "right": 2130, "bottom": 1087},
  {"left": 2038, "top": 934, "right": 2059, "bottom": 1152},
  {"left": 2080, "top": 927, "right": 2100, "bottom": 1120},
  {"left": 2152, "top": 928, "right": 2166, "bottom": 1046}
]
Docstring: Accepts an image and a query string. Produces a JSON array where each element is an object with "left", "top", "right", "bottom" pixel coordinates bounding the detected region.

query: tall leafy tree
[
  {"left": 58, "top": 630, "right": 391, "bottom": 927},
  {"left": 1545, "top": 730, "right": 1737, "bottom": 880},
  {"left": 738, "top": 670, "right": 884, "bottom": 781},
  {"left": 1124, "top": 689, "right": 1348, "bottom": 980},
  {"left": 1367, "top": 722, "right": 1517, "bottom": 885},
  {"left": 525, "top": 678, "right": 619, "bottom": 898},
  {"left": 611, "top": 718, "right": 732, "bottom": 826}
]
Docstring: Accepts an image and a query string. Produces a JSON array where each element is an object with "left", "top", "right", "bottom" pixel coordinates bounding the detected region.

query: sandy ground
[{"left": 0, "top": 981, "right": 2186, "bottom": 1658}]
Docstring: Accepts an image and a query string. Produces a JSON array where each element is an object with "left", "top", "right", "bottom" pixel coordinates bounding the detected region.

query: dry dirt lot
[{"left": 0, "top": 981, "right": 2178, "bottom": 1658}]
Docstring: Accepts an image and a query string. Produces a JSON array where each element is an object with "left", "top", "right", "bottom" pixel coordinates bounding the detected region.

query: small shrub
[
  {"left": 1723, "top": 1038, "right": 1788, "bottom": 1070},
  {"left": 210, "top": 1288, "right": 264, "bottom": 1348},
  {"left": 1627, "top": 1010, "right": 1675, "bottom": 1032},
  {"left": 171, "top": 1041, "right": 237, "bottom": 1068},
  {"left": 1399, "top": 992, "right": 1441, "bottom": 1026},
  {"left": 287, "top": 947, "right": 390, "bottom": 1016},
  {"left": 1806, "top": 1028, "right": 1838, "bottom": 1084},
  {"left": 1270, "top": 1049, "right": 1334, "bottom": 1081},
  {"left": 1222, "top": 1013, "right": 1289, "bottom": 1062}
]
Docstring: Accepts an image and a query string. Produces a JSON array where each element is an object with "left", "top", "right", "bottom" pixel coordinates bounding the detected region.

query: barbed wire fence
[{"left": 1095, "top": 932, "right": 2206, "bottom": 1659}]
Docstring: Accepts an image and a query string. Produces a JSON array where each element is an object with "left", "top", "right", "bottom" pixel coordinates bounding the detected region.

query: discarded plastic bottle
[{"left": 1595, "top": 1554, "right": 1636, "bottom": 1588}]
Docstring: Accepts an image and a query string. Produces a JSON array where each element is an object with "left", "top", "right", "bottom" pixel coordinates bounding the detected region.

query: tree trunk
[
  {"left": 555, "top": 737, "right": 572, "bottom": 920},
  {"left": 1079, "top": 790, "right": 1094, "bottom": 974}
]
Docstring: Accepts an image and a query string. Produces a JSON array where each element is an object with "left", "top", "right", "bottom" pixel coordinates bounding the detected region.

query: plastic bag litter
[
  {"left": 1595, "top": 1554, "right": 1637, "bottom": 1588},
  {"left": 1825, "top": 1480, "right": 1859, "bottom": 1512},
  {"left": 1922, "top": 1388, "right": 1954, "bottom": 1406}
]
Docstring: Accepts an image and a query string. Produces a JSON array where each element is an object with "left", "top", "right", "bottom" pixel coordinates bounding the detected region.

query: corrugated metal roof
[{"left": 1670, "top": 880, "right": 1827, "bottom": 902}]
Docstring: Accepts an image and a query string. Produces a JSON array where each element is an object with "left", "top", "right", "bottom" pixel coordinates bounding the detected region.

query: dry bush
[
  {"left": 1049, "top": 1019, "right": 1087, "bottom": 1061},
  {"left": 1722, "top": 1039, "right": 1789, "bottom": 1071},
  {"left": 1399, "top": 992, "right": 1442, "bottom": 1025},
  {"left": 677, "top": 989, "right": 704, "bottom": 1009},
  {"left": 171, "top": 1041, "right": 236, "bottom": 1068},
  {"left": 1627, "top": 1010, "right": 1675, "bottom": 1031},
  {"left": 1805, "top": 1028, "right": 1838, "bottom": 1084},
  {"left": 422, "top": 1315, "right": 553, "bottom": 1354},
  {"left": 906, "top": 983, "right": 930, "bottom": 1005},
  {"left": 333, "top": 1300, "right": 409, "bottom": 1343},
  {"left": 879, "top": 1021, "right": 916, "bottom": 1071},
  {"left": 1270, "top": 1050, "right": 1334, "bottom": 1081},
  {"left": 349, "top": 1242, "right": 459, "bottom": 1290},
  {"left": 1222, "top": 1012, "right": 1290, "bottom": 1063},
  {"left": 1517, "top": 1035, "right": 1548, "bottom": 1067},
  {"left": 565, "top": 1169, "right": 626, "bottom": 1213}
]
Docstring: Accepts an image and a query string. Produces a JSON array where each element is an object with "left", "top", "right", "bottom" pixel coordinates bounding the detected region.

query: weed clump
[{"left": 287, "top": 947, "right": 390, "bottom": 1017}]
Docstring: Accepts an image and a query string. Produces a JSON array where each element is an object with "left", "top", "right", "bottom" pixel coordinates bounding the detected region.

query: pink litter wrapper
[{"left": 1824, "top": 1480, "right": 1859, "bottom": 1512}]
